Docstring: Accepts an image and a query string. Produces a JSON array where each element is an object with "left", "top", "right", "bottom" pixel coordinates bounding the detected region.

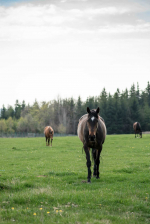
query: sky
[{"left": 0, "top": 0, "right": 150, "bottom": 108}]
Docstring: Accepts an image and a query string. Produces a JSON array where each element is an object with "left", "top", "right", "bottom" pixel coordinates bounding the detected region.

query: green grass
[{"left": 0, "top": 135, "right": 150, "bottom": 224}]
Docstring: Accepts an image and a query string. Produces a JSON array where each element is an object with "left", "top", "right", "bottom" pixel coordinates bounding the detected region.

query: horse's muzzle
[{"left": 89, "top": 135, "right": 96, "bottom": 142}]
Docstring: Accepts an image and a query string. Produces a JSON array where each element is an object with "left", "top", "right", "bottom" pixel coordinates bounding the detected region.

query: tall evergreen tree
[
  {"left": 7, "top": 106, "right": 15, "bottom": 118},
  {"left": 106, "top": 93, "right": 116, "bottom": 134},
  {"left": 146, "top": 81, "right": 150, "bottom": 106},
  {"left": 1, "top": 105, "right": 7, "bottom": 119},
  {"left": 130, "top": 83, "right": 136, "bottom": 97},
  {"left": 99, "top": 88, "right": 107, "bottom": 122},
  {"left": 14, "top": 100, "right": 22, "bottom": 119}
]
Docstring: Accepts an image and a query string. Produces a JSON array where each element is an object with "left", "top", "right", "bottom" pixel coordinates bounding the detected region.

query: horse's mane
[{"left": 44, "top": 126, "right": 54, "bottom": 134}]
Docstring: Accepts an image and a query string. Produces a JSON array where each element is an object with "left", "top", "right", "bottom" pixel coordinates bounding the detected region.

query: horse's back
[
  {"left": 44, "top": 126, "right": 49, "bottom": 134},
  {"left": 133, "top": 122, "right": 137, "bottom": 131},
  {"left": 98, "top": 118, "right": 107, "bottom": 143},
  {"left": 77, "top": 114, "right": 88, "bottom": 143}
]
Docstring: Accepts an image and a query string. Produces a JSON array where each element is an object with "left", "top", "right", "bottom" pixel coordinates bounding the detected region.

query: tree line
[{"left": 0, "top": 82, "right": 150, "bottom": 135}]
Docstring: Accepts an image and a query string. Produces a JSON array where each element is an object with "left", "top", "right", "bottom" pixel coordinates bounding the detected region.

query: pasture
[{"left": 0, "top": 135, "right": 150, "bottom": 224}]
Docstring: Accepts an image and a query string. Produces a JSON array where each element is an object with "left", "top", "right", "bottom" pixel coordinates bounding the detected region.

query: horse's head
[
  {"left": 87, "top": 107, "right": 100, "bottom": 142},
  {"left": 140, "top": 131, "right": 142, "bottom": 138},
  {"left": 49, "top": 130, "right": 53, "bottom": 137}
]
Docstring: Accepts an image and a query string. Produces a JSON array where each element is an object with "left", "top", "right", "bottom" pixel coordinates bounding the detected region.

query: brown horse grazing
[
  {"left": 44, "top": 126, "right": 54, "bottom": 146},
  {"left": 77, "top": 107, "right": 107, "bottom": 183},
  {"left": 133, "top": 122, "right": 142, "bottom": 138}
]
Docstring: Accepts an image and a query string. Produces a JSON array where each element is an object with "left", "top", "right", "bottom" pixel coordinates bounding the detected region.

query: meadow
[{"left": 0, "top": 135, "right": 150, "bottom": 224}]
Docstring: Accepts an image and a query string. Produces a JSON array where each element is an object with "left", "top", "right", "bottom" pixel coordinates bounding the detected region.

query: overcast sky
[{"left": 0, "top": 0, "right": 150, "bottom": 108}]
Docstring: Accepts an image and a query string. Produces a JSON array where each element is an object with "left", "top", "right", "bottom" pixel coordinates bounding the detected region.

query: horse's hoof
[
  {"left": 96, "top": 177, "right": 100, "bottom": 179},
  {"left": 87, "top": 180, "right": 91, "bottom": 183}
]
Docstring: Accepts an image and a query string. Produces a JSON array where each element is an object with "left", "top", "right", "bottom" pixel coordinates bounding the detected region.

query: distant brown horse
[
  {"left": 44, "top": 126, "right": 54, "bottom": 146},
  {"left": 77, "top": 107, "right": 107, "bottom": 183},
  {"left": 133, "top": 122, "right": 142, "bottom": 138}
]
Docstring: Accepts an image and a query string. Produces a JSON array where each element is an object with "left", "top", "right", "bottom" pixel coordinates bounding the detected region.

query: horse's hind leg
[
  {"left": 84, "top": 146, "right": 91, "bottom": 183},
  {"left": 92, "top": 148, "right": 97, "bottom": 177}
]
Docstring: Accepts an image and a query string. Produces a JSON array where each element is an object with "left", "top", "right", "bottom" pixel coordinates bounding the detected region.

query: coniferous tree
[
  {"left": 1, "top": 105, "right": 7, "bottom": 119},
  {"left": 113, "top": 89, "right": 122, "bottom": 134},
  {"left": 146, "top": 81, "right": 150, "bottom": 107},
  {"left": 99, "top": 88, "right": 107, "bottom": 122},
  {"left": 106, "top": 93, "right": 115, "bottom": 134},
  {"left": 85, "top": 97, "right": 95, "bottom": 109},
  {"left": 136, "top": 82, "right": 140, "bottom": 103},
  {"left": 1, "top": 82, "right": 150, "bottom": 135},
  {"left": 7, "top": 106, "right": 15, "bottom": 118},
  {"left": 14, "top": 100, "right": 22, "bottom": 119},
  {"left": 75, "top": 96, "right": 83, "bottom": 133},
  {"left": 120, "top": 92, "right": 130, "bottom": 134}
]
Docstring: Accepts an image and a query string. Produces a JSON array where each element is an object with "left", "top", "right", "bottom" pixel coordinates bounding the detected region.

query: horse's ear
[
  {"left": 96, "top": 107, "right": 100, "bottom": 114},
  {"left": 87, "top": 107, "right": 90, "bottom": 114}
]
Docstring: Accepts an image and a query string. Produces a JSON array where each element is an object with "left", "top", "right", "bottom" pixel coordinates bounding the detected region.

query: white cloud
[
  {"left": 81, "top": 7, "right": 131, "bottom": 15},
  {"left": 98, "top": 23, "right": 150, "bottom": 34},
  {"left": 0, "top": 0, "right": 150, "bottom": 107},
  {"left": 0, "top": 2, "right": 150, "bottom": 42}
]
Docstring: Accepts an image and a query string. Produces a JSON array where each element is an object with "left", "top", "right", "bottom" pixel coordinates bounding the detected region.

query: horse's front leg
[
  {"left": 84, "top": 146, "right": 91, "bottom": 183},
  {"left": 51, "top": 138, "right": 53, "bottom": 147},
  {"left": 96, "top": 146, "right": 102, "bottom": 179},
  {"left": 48, "top": 138, "right": 50, "bottom": 146},
  {"left": 92, "top": 148, "right": 97, "bottom": 177},
  {"left": 46, "top": 137, "right": 47, "bottom": 146}
]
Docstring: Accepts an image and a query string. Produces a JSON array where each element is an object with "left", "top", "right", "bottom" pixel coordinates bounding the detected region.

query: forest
[{"left": 0, "top": 82, "right": 150, "bottom": 135}]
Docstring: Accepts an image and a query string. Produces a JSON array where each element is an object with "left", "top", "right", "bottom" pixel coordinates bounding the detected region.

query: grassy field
[{"left": 0, "top": 134, "right": 150, "bottom": 224}]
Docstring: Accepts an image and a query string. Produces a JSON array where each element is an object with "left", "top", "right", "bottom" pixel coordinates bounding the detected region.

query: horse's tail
[{"left": 136, "top": 122, "right": 141, "bottom": 131}]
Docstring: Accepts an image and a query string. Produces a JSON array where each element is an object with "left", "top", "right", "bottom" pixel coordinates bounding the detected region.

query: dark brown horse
[
  {"left": 77, "top": 107, "right": 106, "bottom": 183},
  {"left": 133, "top": 122, "right": 142, "bottom": 138},
  {"left": 44, "top": 126, "right": 54, "bottom": 146}
]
